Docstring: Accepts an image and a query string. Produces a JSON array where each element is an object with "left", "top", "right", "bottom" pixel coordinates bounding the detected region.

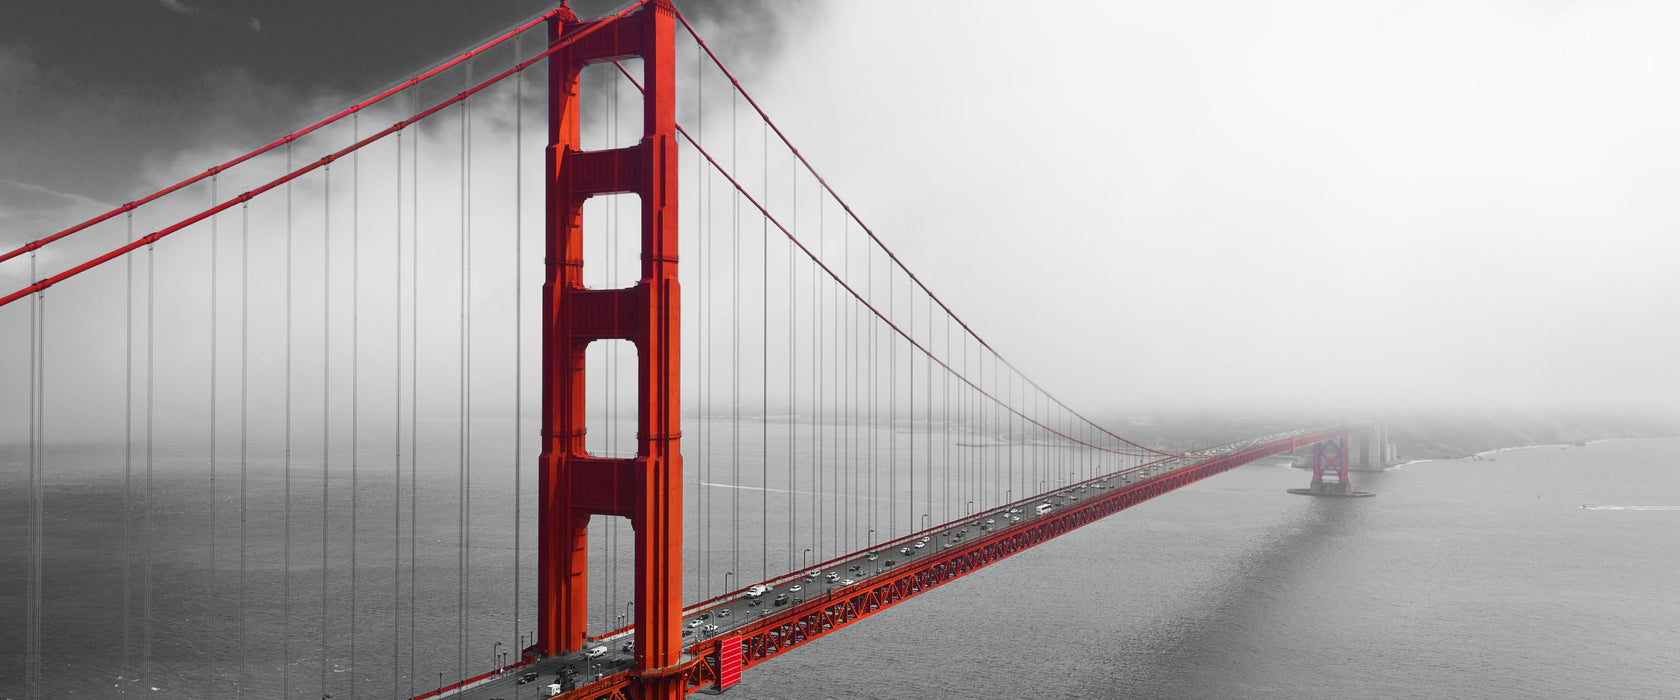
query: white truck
[
  {"left": 744, "top": 584, "right": 771, "bottom": 598},
  {"left": 546, "top": 683, "right": 565, "bottom": 696}
]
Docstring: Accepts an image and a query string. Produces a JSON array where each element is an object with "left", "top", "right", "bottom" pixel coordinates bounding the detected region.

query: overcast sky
[{"left": 4, "top": 0, "right": 1677, "bottom": 422}]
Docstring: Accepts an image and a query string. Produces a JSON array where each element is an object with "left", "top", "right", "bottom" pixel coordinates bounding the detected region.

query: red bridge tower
[{"left": 537, "top": 1, "right": 689, "bottom": 697}]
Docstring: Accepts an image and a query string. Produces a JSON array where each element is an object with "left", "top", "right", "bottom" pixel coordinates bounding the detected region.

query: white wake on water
[{"left": 1580, "top": 505, "right": 1680, "bottom": 511}]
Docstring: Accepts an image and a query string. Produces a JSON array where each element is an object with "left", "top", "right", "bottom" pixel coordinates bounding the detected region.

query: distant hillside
[
  {"left": 1385, "top": 413, "right": 1677, "bottom": 461},
  {"left": 1093, "top": 410, "right": 1677, "bottom": 463}
]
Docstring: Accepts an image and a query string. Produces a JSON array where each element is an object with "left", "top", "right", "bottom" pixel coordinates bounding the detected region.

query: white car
[
  {"left": 583, "top": 646, "right": 607, "bottom": 659},
  {"left": 789, "top": 584, "right": 802, "bottom": 593},
  {"left": 744, "top": 584, "right": 771, "bottom": 598},
  {"left": 839, "top": 579, "right": 855, "bottom": 586}
]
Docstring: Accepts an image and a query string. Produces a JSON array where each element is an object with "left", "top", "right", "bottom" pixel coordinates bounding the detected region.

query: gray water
[
  {"left": 4, "top": 434, "right": 1677, "bottom": 698},
  {"left": 724, "top": 436, "right": 1680, "bottom": 699}
]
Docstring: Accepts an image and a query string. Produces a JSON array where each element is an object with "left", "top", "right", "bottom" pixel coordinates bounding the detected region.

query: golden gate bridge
[{"left": 2, "top": 2, "right": 1365, "bottom": 697}]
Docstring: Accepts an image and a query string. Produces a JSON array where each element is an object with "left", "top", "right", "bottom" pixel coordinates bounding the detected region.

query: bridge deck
[{"left": 417, "top": 428, "right": 1351, "bottom": 700}]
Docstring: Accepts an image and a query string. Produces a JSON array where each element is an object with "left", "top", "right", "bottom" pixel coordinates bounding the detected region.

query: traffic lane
[
  {"left": 453, "top": 651, "right": 629, "bottom": 700},
  {"left": 675, "top": 483, "right": 1118, "bottom": 640}
]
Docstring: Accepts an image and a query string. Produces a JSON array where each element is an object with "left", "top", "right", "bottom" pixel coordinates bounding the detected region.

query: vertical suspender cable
[
  {"left": 38, "top": 289, "right": 46, "bottom": 697},
  {"left": 692, "top": 50, "right": 704, "bottom": 598},
  {"left": 322, "top": 164, "right": 333, "bottom": 699},
  {"left": 408, "top": 88, "right": 421, "bottom": 698},
  {"left": 892, "top": 259, "right": 899, "bottom": 538},
  {"left": 512, "top": 34, "right": 524, "bottom": 660},
  {"left": 238, "top": 202, "right": 249, "bottom": 698},
  {"left": 848, "top": 217, "right": 857, "bottom": 553},
  {"left": 899, "top": 262, "right": 905, "bottom": 535},
  {"left": 350, "top": 111, "right": 361, "bottom": 700},
  {"left": 761, "top": 121, "right": 768, "bottom": 580},
  {"left": 788, "top": 149, "right": 797, "bottom": 570},
  {"left": 730, "top": 88, "right": 740, "bottom": 587},
  {"left": 693, "top": 42, "right": 706, "bottom": 599},
  {"left": 836, "top": 210, "right": 845, "bottom": 555},
  {"left": 392, "top": 125, "right": 405, "bottom": 697},
  {"left": 282, "top": 141, "right": 294, "bottom": 700},
  {"left": 25, "top": 251, "right": 40, "bottom": 700},
  {"left": 869, "top": 236, "right": 876, "bottom": 548},
  {"left": 457, "top": 70, "right": 472, "bottom": 682},
  {"left": 36, "top": 262, "right": 45, "bottom": 700},
  {"left": 809, "top": 189, "right": 816, "bottom": 557},
  {"left": 123, "top": 212, "right": 134, "bottom": 680},
  {"left": 208, "top": 176, "right": 219, "bottom": 682},
  {"left": 144, "top": 200, "right": 155, "bottom": 682}
]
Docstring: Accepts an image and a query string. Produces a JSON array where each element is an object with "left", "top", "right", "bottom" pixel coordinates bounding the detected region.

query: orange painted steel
[{"left": 538, "top": 1, "right": 690, "bottom": 699}]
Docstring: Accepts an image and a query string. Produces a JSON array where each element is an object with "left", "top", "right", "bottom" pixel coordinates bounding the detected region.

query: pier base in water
[{"left": 1287, "top": 480, "right": 1375, "bottom": 497}]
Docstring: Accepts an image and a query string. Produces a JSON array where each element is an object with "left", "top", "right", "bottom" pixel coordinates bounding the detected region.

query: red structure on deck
[{"left": 537, "top": 1, "right": 690, "bottom": 697}]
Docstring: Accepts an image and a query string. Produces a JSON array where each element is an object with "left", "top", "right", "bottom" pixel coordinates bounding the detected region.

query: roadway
[{"left": 439, "top": 430, "right": 1317, "bottom": 699}]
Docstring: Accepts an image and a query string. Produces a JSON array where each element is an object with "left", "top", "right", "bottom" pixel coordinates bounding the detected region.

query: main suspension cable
[
  {"left": 670, "top": 11, "right": 1172, "bottom": 458},
  {"left": 609, "top": 60, "right": 1179, "bottom": 464},
  {"left": 0, "top": 5, "right": 575, "bottom": 266}
]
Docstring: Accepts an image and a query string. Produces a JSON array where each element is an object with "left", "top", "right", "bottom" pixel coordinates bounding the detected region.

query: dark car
[
  {"left": 516, "top": 672, "right": 539, "bottom": 684},
  {"left": 773, "top": 593, "right": 789, "bottom": 606}
]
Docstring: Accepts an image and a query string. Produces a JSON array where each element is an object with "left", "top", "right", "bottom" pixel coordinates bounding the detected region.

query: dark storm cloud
[{"left": 0, "top": 0, "right": 810, "bottom": 210}]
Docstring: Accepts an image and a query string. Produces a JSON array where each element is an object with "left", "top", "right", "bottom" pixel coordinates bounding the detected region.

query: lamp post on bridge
[
  {"left": 922, "top": 513, "right": 930, "bottom": 531},
  {"left": 803, "top": 547, "right": 812, "bottom": 571},
  {"left": 492, "top": 640, "right": 503, "bottom": 674},
  {"left": 723, "top": 571, "right": 734, "bottom": 595}
]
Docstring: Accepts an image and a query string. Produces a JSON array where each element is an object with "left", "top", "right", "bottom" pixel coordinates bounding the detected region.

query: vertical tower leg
[
  {"left": 631, "top": 2, "right": 688, "bottom": 697},
  {"left": 1336, "top": 435, "right": 1350, "bottom": 486}
]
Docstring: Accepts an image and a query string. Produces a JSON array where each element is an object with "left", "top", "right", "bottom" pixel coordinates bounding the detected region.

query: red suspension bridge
[{"left": 1, "top": 2, "right": 1366, "bottom": 698}]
